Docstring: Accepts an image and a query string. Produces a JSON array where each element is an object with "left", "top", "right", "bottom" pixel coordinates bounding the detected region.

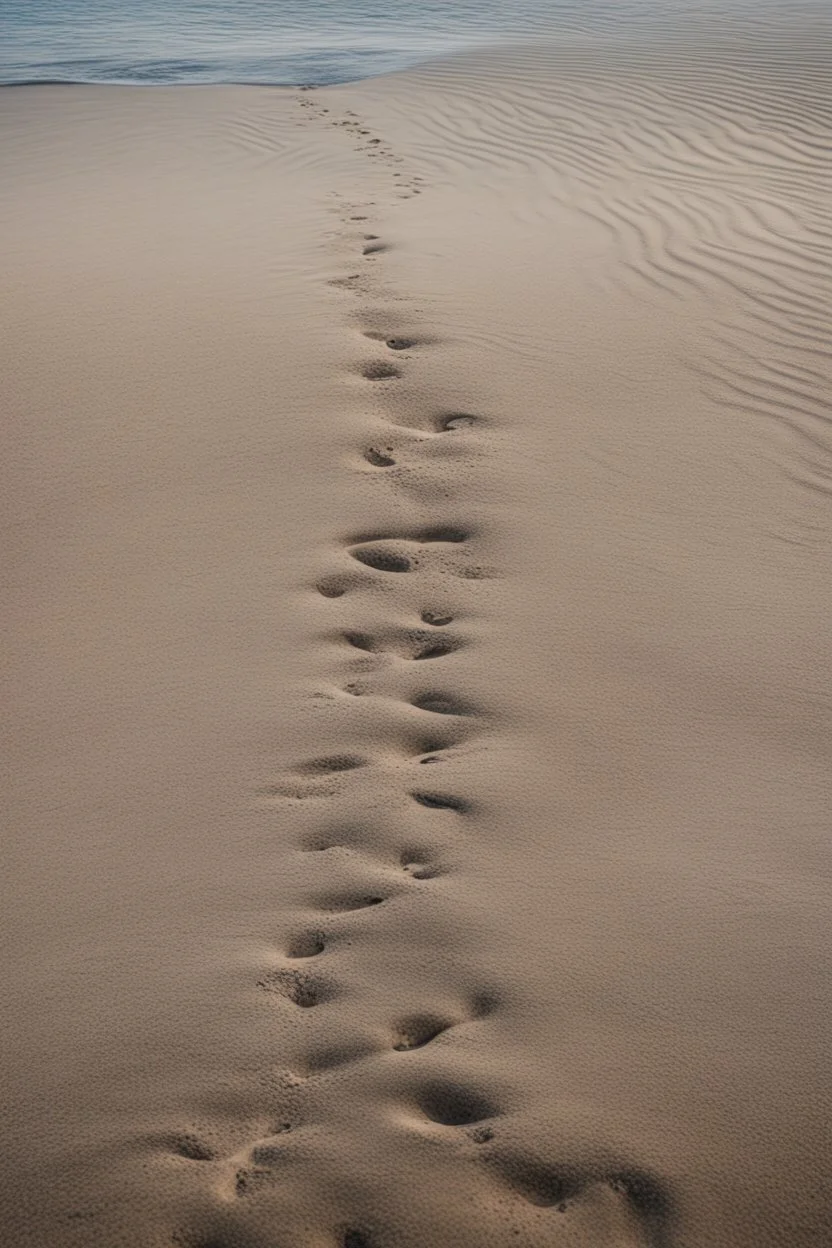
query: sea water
[
  {"left": 0, "top": 0, "right": 559, "bottom": 85},
  {"left": 0, "top": 0, "right": 767, "bottom": 87},
  {"left": 0, "top": 0, "right": 806, "bottom": 86}
]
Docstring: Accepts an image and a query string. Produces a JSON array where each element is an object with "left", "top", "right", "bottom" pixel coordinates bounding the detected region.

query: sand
[{"left": 2, "top": 13, "right": 832, "bottom": 1248}]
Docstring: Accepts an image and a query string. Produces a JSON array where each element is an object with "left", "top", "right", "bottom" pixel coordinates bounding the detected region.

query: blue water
[
  {"left": 0, "top": 0, "right": 595, "bottom": 86},
  {"left": 4, "top": 0, "right": 751, "bottom": 86}
]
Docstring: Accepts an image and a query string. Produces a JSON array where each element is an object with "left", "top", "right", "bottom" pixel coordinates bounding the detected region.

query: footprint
[
  {"left": 329, "top": 274, "right": 363, "bottom": 291},
  {"left": 317, "top": 576, "right": 350, "bottom": 598},
  {"left": 250, "top": 1128, "right": 293, "bottom": 1172},
  {"left": 234, "top": 1166, "right": 274, "bottom": 1198},
  {"left": 392, "top": 1016, "right": 453, "bottom": 1051},
  {"left": 362, "top": 242, "right": 388, "bottom": 256},
  {"left": 257, "top": 968, "right": 335, "bottom": 1008},
  {"left": 363, "top": 447, "right": 396, "bottom": 467},
  {"left": 343, "top": 631, "right": 378, "bottom": 653},
  {"left": 410, "top": 693, "right": 472, "bottom": 717},
  {"left": 438, "top": 413, "right": 480, "bottom": 432},
  {"left": 415, "top": 525, "right": 469, "bottom": 543},
  {"left": 345, "top": 529, "right": 470, "bottom": 578},
  {"left": 350, "top": 525, "right": 469, "bottom": 546},
  {"left": 350, "top": 546, "right": 412, "bottom": 573},
  {"left": 358, "top": 361, "right": 401, "bottom": 381},
  {"left": 400, "top": 845, "right": 443, "bottom": 879},
  {"left": 412, "top": 635, "right": 459, "bottom": 660},
  {"left": 285, "top": 931, "right": 326, "bottom": 958},
  {"left": 167, "top": 1134, "right": 216, "bottom": 1162},
  {"left": 361, "top": 330, "right": 425, "bottom": 351},
  {"left": 413, "top": 1081, "right": 497, "bottom": 1127},
  {"left": 341, "top": 629, "right": 462, "bottom": 661},
  {"left": 489, "top": 1155, "right": 583, "bottom": 1207},
  {"left": 316, "top": 572, "right": 371, "bottom": 598},
  {"left": 421, "top": 610, "right": 454, "bottom": 627},
  {"left": 411, "top": 791, "right": 469, "bottom": 813},
  {"left": 294, "top": 756, "right": 368, "bottom": 775},
  {"left": 607, "top": 1170, "right": 672, "bottom": 1229}
]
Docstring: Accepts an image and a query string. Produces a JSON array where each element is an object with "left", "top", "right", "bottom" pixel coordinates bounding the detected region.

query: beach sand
[{"left": 2, "top": 15, "right": 832, "bottom": 1248}]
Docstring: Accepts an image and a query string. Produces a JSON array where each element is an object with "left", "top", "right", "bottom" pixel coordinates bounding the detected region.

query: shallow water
[{"left": 0, "top": 0, "right": 802, "bottom": 86}]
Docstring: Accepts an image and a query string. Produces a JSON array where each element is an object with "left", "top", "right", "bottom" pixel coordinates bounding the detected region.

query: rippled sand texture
[{"left": 3, "top": 16, "right": 832, "bottom": 1248}]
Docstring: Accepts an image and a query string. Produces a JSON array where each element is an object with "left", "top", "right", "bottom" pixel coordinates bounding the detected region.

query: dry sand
[{"left": 2, "top": 13, "right": 832, "bottom": 1248}]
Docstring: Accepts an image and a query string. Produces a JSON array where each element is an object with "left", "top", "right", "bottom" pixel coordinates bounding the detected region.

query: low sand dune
[{"left": 2, "top": 12, "right": 832, "bottom": 1248}]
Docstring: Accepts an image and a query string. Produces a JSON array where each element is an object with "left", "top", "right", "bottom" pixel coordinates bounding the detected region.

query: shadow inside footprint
[
  {"left": 359, "top": 361, "right": 401, "bottom": 381},
  {"left": 286, "top": 931, "right": 325, "bottom": 958},
  {"left": 168, "top": 1134, "right": 215, "bottom": 1162},
  {"left": 438, "top": 413, "right": 479, "bottom": 431},
  {"left": 413, "top": 638, "right": 458, "bottom": 660},
  {"left": 295, "top": 756, "right": 368, "bottom": 775},
  {"left": 489, "top": 1154, "right": 583, "bottom": 1207},
  {"left": 411, "top": 693, "right": 471, "bottom": 716},
  {"left": 257, "top": 969, "right": 333, "bottom": 1008},
  {"left": 403, "top": 859, "right": 441, "bottom": 879},
  {"left": 351, "top": 547, "right": 412, "bottom": 573},
  {"left": 317, "top": 575, "right": 357, "bottom": 598},
  {"left": 417, "top": 526, "right": 470, "bottom": 544},
  {"left": 414, "top": 1081, "right": 497, "bottom": 1126},
  {"left": 250, "top": 1140, "right": 289, "bottom": 1168},
  {"left": 608, "top": 1169, "right": 673, "bottom": 1233},
  {"left": 421, "top": 610, "right": 454, "bottom": 627},
  {"left": 411, "top": 791, "right": 469, "bottom": 813},
  {"left": 364, "top": 447, "right": 396, "bottom": 467},
  {"left": 393, "top": 1015, "right": 452, "bottom": 1051}
]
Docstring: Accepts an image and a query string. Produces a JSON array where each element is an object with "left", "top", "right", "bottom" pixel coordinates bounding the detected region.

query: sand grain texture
[{"left": 2, "top": 14, "right": 832, "bottom": 1248}]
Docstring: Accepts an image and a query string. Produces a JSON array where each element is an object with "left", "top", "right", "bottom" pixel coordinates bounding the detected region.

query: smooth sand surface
[{"left": 3, "top": 13, "right": 832, "bottom": 1248}]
